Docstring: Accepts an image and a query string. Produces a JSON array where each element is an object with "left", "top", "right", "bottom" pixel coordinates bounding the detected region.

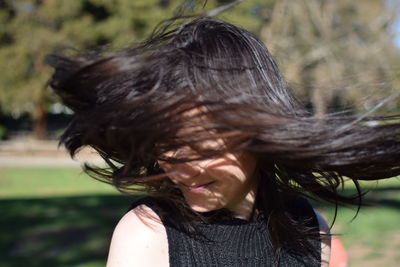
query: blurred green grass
[
  {"left": 0, "top": 167, "right": 115, "bottom": 198},
  {"left": 1, "top": 167, "right": 399, "bottom": 266},
  {"left": 315, "top": 178, "right": 400, "bottom": 266},
  {"left": 0, "top": 167, "right": 140, "bottom": 267}
]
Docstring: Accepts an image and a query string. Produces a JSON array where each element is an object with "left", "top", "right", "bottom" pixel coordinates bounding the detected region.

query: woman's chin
[
  {"left": 189, "top": 205, "right": 214, "bottom": 212},
  {"left": 186, "top": 199, "right": 224, "bottom": 213}
]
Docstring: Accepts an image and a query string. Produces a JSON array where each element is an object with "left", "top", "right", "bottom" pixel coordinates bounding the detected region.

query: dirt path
[{"left": 0, "top": 140, "right": 103, "bottom": 167}]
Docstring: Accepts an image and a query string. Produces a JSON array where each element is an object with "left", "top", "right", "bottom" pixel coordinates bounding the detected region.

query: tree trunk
[
  {"left": 311, "top": 85, "right": 326, "bottom": 117},
  {"left": 33, "top": 101, "right": 47, "bottom": 140}
]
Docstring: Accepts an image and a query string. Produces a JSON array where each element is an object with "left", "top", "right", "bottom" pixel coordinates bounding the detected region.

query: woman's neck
[{"left": 229, "top": 174, "right": 259, "bottom": 221}]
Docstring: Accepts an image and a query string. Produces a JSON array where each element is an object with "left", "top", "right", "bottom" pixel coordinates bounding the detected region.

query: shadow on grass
[
  {"left": 1, "top": 185, "right": 399, "bottom": 267},
  {"left": 359, "top": 186, "right": 400, "bottom": 209},
  {"left": 0, "top": 194, "right": 142, "bottom": 267},
  {"left": 312, "top": 185, "right": 400, "bottom": 209}
]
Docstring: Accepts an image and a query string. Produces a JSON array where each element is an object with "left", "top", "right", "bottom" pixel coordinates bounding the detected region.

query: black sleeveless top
[{"left": 130, "top": 197, "right": 321, "bottom": 267}]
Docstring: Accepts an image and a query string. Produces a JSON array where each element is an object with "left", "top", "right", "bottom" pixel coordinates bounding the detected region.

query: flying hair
[{"left": 46, "top": 14, "right": 400, "bottom": 264}]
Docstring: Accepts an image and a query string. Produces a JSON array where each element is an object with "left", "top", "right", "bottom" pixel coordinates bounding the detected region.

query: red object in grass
[{"left": 329, "top": 235, "right": 348, "bottom": 267}]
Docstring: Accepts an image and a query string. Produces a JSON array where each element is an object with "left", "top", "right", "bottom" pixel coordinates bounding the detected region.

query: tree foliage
[
  {"left": 0, "top": 0, "right": 268, "bottom": 138},
  {"left": 259, "top": 0, "right": 400, "bottom": 115},
  {"left": 0, "top": 0, "right": 181, "bottom": 138},
  {"left": 0, "top": 0, "right": 398, "bottom": 138}
]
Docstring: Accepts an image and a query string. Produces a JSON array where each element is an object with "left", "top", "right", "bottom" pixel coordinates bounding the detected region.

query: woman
[{"left": 47, "top": 17, "right": 400, "bottom": 266}]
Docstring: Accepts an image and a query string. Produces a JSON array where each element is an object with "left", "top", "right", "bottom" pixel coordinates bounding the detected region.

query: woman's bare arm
[{"left": 106, "top": 205, "right": 169, "bottom": 267}]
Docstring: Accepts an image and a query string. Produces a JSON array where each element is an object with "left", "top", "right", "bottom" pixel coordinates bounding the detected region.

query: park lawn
[
  {"left": 0, "top": 167, "right": 117, "bottom": 198},
  {"left": 0, "top": 167, "right": 137, "bottom": 267},
  {"left": 0, "top": 167, "right": 399, "bottom": 267},
  {"left": 315, "top": 178, "right": 400, "bottom": 266}
]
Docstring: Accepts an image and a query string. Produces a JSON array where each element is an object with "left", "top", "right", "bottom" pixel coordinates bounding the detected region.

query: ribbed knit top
[{"left": 130, "top": 197, "right": 321, "bottom": 267}]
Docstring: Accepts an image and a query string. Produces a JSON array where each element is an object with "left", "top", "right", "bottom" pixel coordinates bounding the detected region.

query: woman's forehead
[
  {"left": 175, "top": 105, "right": 213, "bottom": 134},
  {"left": 164, "top": 104, "right": 248, "bottom": 156}
]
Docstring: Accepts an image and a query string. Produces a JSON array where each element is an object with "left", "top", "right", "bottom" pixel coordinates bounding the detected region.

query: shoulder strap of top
[
  {"left": 128, "top": 196, "right": 176, "bottom": 228},
  {"left": 286, "top": 196, "right": 319, "bottom": 228},
  {"left": 128, "top": 196, "right": 161, "bottom": 213}
]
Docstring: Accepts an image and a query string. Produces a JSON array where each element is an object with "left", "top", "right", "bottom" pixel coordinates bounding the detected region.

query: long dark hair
[{"left": 46, "top": 17, "right": 400, "bottom": 263}]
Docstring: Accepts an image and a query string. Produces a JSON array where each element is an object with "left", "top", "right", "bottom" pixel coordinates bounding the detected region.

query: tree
[
  {"left": 0, "top": 0, "right": 180, "bottom": 139},
  {"left": 0, "top": 0, "right": 274, "bottom": 139},
  {"left": 2, "top": 0, "right": 396, "bottom": 140},
  {"left": 0, "top": 1, "right": 91, "bottom": 139},
  {"left": 259, "top": 0, "right": 400, "bottom": 116}
]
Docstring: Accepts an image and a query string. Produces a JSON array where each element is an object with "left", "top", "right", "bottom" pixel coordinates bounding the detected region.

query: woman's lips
[{"left": 180, "top": 182, "right": 215, "bottom": 193}]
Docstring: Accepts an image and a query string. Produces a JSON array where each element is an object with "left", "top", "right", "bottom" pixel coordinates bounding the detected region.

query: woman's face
[{"left": 157, "top": 139, "right": 259, "bottom": 219}]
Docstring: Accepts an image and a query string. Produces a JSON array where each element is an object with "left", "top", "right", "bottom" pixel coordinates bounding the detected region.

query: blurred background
[{"left": 0, "top": 0, "right": 399, "bottom": 266}]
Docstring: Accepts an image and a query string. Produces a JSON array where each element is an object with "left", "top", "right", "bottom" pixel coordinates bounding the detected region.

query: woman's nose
[{"left": 171, "top": 162, "right": 204, "bottom": 179}]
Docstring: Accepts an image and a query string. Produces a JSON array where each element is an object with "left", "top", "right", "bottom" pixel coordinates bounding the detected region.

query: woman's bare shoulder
[{"left": 106, "top": 204, "right": 169, "bottom": 267}]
